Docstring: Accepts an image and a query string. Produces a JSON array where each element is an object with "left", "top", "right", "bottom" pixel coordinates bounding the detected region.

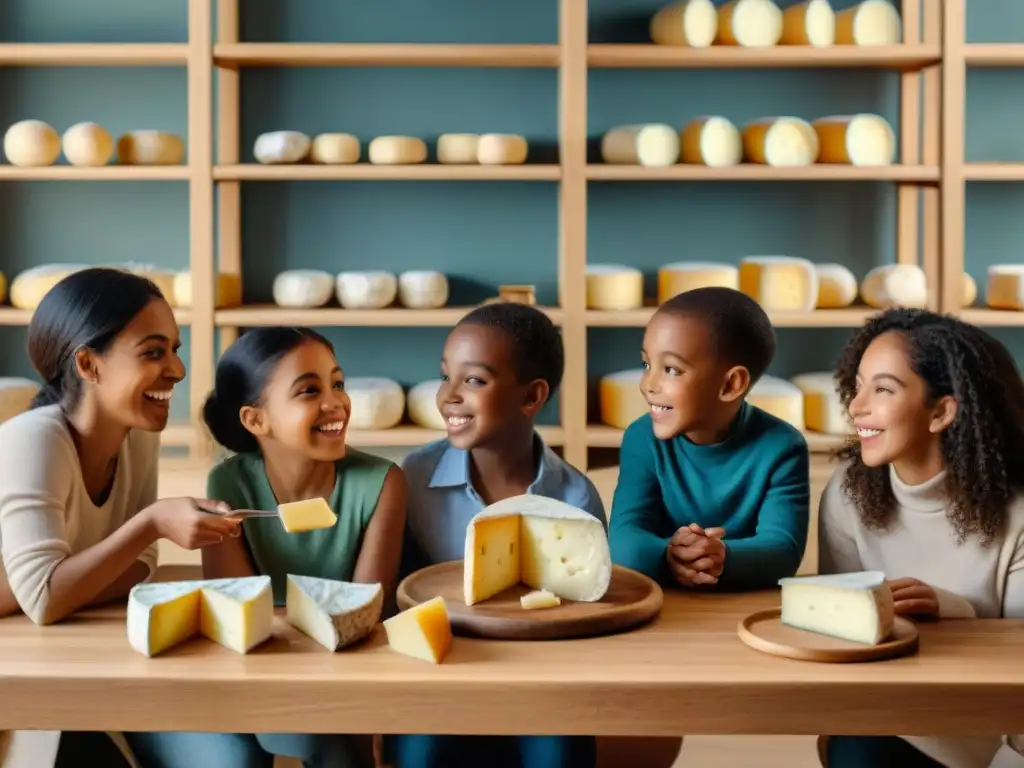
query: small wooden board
[
  {"left": 397, "top": 561, "right": 663, "bottom": 641},
  {"left": 737, "top": 608, "right": 919, "bottom": 663}
]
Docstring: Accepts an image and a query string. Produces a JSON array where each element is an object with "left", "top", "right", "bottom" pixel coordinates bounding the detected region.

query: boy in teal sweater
[{"left": 610, "top": 287, "right": 810, "bottom": 590}]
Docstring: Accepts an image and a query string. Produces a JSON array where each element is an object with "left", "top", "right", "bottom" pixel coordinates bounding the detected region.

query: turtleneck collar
[{"left": 889, "top": 464, "right": 949, "bottom": 513}]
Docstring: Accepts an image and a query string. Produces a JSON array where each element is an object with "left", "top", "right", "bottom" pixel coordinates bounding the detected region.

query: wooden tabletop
[{"left": 0, "top": 567, "right": 1022, "bottom": 736}]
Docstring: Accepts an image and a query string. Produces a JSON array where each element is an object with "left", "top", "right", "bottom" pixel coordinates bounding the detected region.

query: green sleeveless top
[{"left": 205, "top": 448, "right": 394, "bottom": 605}]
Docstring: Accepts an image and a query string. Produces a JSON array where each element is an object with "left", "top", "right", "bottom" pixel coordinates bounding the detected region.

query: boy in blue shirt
[{"left": 610, "top": 287, "right": 810, "bottom": 591}]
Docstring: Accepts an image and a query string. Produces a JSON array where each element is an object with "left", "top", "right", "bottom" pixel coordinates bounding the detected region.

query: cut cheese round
[
  {"left": 310, "top": 133, "right": 360, "bottom": 165},
  {"left": 254, "top": 131, "right": 311, "bottom": 164},
  {"left": 398, "top": 270, "right": 449, "bottom": 309},
  {"left": 585, "top": 264, "right": 644, "bottom": 311},
  {"left": 860, "top": 263, "right": 927, "bottom": 309},
  {"left": 407, "top": 379, "right": 446, "bottom": 430},
  {"left": 835, "top": 0, "right": 901, "bottom": 45},
  {"left": 10, "top": 264, "right": 87, "bottom": 309},
  {"left": 272, "top": 269, "right": 335, "bottom": 308},
  {"left": 116, "top": 131, "right": 185, "bottom": 165},
  {"left": 748, "top": 374, "right": 804, "bottom": 431},
  {"left": 813, "top": 114, "right": 895, "bottom": 166},
  {"left": 779, "top": 571, "right": 895, "bottom": 645},
  {"left": 791, "top": 372, "right": 852, "bottom": 435},
  {"left": 742, "top": 117, "right": 819, "bottom": 167},
  {"left": 814, "top": 263, "right": 858, "bottom": 308},
  {"left": 601, "top": 124, "right": 680, "bottom": 167},
  {"left": 344, "top": 377, "right": 405, "bottom": 430},
  {"left": 650, "top": 0, "right": 718, "bottom": 47},
  {"left": 336, "top": 270, "right": 398, "bottom": 309},
  {"left": 657, "top": 262, "right": 739, "bottom": 304},
  {"left": 986, "top": 265, "right": 1024, "bottom": 311},
  {"left": 716, "top": 0, "right": 784, "bottom": 47},
  {"left": 3, "top": 120, "right": 60, "bottom": 167},
  {"left": 738, "top": 256, "right": 819, "bottom": 313},
  {"left": 477, "top": 134, "right": 528, "bottom": 165},
  {"left": 962, "top": 272, "right": 977, "bottom": 308},
  {"left": 369, "top": 136, "right": 427, "bottom": 165},
  {"left": 285, "top": 576, "right": 383, "bottom": 652},
  {"left": 680, "top": 117, "right": 742, "bottom": 167},
  {"left": 437, "top": 133, "right": 480, "bottom": 164},
  {"left": 0, "top": 378, "right": 41, "bottom": 424},
  {"left": 172, "top": 271, "right": 242, "bottom": 309},
  {"left": 780, "top": 0, "right": 835, "bottom": 46},
  {"left": 62, "top": 122, "right": 114, "bottom": 167},
  {"left": 598, "top": 369, "right": 647, "bottom": 430}
]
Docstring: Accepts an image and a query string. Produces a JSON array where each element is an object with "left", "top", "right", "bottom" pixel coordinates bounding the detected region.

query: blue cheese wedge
[
  {"left": 286, "top": 575, "right": 383, "bottom": 651},
  {"left": 779, "top": 571, "right": 895, "bottom": 645}
]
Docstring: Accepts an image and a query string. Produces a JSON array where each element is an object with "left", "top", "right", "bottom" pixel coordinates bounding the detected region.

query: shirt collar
[{"left": 427, "top": 432, "right": 556, "bottom": 492}]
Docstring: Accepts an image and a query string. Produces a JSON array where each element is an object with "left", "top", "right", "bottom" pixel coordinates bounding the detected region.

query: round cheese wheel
[
  {"left": 657, "top": 262, "right": 738, "bottom": 304},
  {"left": 336, "top": 271, "right": 398, "bottom": 310},
  {"left": 477, "top": 134, "right": 528, "bottom": 165},
  {"left": 780, "top": 0, "right": 835, "bottom": 46},
  {"left": 344, "top": 377, "right": 405, "bottom": 430},
  {"left": 172, "top": 271, "right": 243, "bottom": 309},
  {"left": 407, "top": 379, "right": 446, "bottom": 430},
  {"left": 835, "top": 0, "right": 901, "bottom": 45},
  {"left": 119, "top": 263, "right": 178, "bottom": 306},
  {"left": 254, "top": 131, "right": 311, "bottom": 164},
  {"left": 601, "top": 124, "right": 680, "bottom": 167},
  {"left": 860, "top": 264, "right": 927, "bottom": 309},
  {"left": 738, "top": 255, "right": 819, "bottom": 313},
  {"left": 814, "top": 263, "right": 858, "bottom": 309},
  {"left": 791, "top": 372, "right": 852, "bottom": 436},
  {"left": 310, "top": 133, "right": 360, "bottom": 164},
  {"left": 4, "top": 120, "right": 61, "bottom": 167},
  {"left": 813, "top": 114, "right": 896, "bottom": 166},
  {"left": 437, "top": 134, "right": 480, "bottom": 165},
  {"left": 598, "top": 369, "right": 647, "bottom": 430},
  {"left": 10, "top": 264, "right": 87, "bottom": 309},
  {"left": 273, "top": 270, "right": 335, "bottom": 308},
  {"left": 368, "top": 136, "right": 427, "bottom": 165},
  {"left": 717, "top": 0, "right": 784, "bottom": 47},
  {"left": 748, "top": 375, "right": 805, "bottom": 431},
  {"left": 62, "top": 122, "right": 114, "bottom": 167},
  {"left": 116, "top": 131, "right": 185, "bottom": 165},
  {"left": 0, "top": 377, "right": 41, "bottom": 424},
  {"left": 742, "top": 117, "right": 819, "bottom": 167},
  {"left": 397, "top": 271, "right": 449, "bottom": 309},
  {"left": 0, "top": 270, "right": 7, "bottom": 304},
  {"left": 585, "top": 264, "right": 644, "bottom": 310},
  {"left": 649, "top": 0, "right": 718, "bottom": 47},
  {"left": 985, "top": 265, "right": 1024, "bottom": 311},
  {"left": 962, "top": 272, "right": 977, "bottom": 308},
  {"left": 680, "top": 117, "right": 742, "bottom": 168}
]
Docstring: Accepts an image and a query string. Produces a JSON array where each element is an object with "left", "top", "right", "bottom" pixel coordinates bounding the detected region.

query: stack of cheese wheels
[
  {"left": 601, "top": 124, "right": 679, "bottom": 167},
  {"left": 437, "top": 134, "right": 480, "bottom": 164},
  {"left": 310, "top": 133, "right": 360, "bottom": 164},
  {"left": 650, "top": 0, "right": 718, "bottom": 47},
  {"left": 10, "top": 264, "right": 86, "bottom": 309},
  {"left": 336, "top": 270, "right": 398, "bottom": 309},
  {"left": 738, "top": 256, "right": 819, "bottom": 313},
  {"left": 62, "top": 122, "right": 114, "bottom": 167},
  {"left": 344, "top": 378, "right": 406, "bottom": 430},
  {"left": 813, "top": 263, "right": 858, "bottom": 308},
  {"left": 680, "top": 117, "right": 742, "bottom": 167},
  {"left": 791, "top": 372, "right": 853, "bottom": 435},
  {"left": 742, "top": 117, "right": 819, "bottom": 166},
  {"left": 585, "top": 265, "right": 644, "bottom": 310},
  {"left": 860, "top": 263, "right": 927, "bottom": 309},
  {"left": 254, "top": 131, "right": 311, "bottom": 164},
  {"left": 658, "top": 262, "right": 738, "bottom": 304},
  {"left": 716, "top": 0, "right": 784, "bottom": 47},
  {"left": 477, "top": 134, "right": 528, "bottom": 165},
  {"left": 986, "top": 265, "right": 1024, "bottom": 311},
  {"left": 398, "top": 271, "right": 448, "bottom": 309},
  {"left": 747, "top": 375, "right": 805, "bottom": 431},
  {"left": 4, "top": 120, "right": 61, "bottom": 167},
  {"left": 813, "top": 114, "right": 896, "bottom": 166},
  {"left": 369, "top": 136, "right": 427, "bottom": 165},
  {"left": 598, "top": 369, "right": 647, "bottom": 430},
  {"left": 780, "top": 0, "right": 835, "bottom": 46},
  {"left": 173, "top": 271, "right": 243, "bottom": 309},
  {"left": 273, "top": 270, "right": 335, "bottom": 308},
  {"left": 117, "top": 130, "right": 185, "bottom": 165},
  {"left": 962, "top": 272, "right": 977, "bottom": 307},
  {"left": 0, "top": 378, "right": 41, "bottom": 424},
  {"left": 407, "top": 379, "right": 446, "bottom": 430},
  {"left": 835, "top": 0, "right": 901, "bottom": 45}
]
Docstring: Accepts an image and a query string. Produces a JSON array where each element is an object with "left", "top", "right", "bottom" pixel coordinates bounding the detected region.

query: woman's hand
[
  {"left": 144, "top": 498, "right": 242, "bottom": 550},
  {"left": 888, "top": 577, "right": 940, "bottom": 618}
]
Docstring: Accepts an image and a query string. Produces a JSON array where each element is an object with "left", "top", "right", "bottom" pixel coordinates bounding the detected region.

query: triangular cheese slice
[
  {"left": 778, "top": 571, "right": 895, "bottom": 645},
  {"left": 285, "top": 575, "right": 383, "bottom": 651}
]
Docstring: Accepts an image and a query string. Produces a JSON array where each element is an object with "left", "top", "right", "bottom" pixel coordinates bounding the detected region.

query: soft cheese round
[
  {"left": 406, "top": 379, "right": 446, "bottom": 430},
  {"left": 336, "top": 270, "right": 398, "bottom": 309},
  {"left": 272, "top": 269, "right": 335, "bottom": 308},
  {"left": 344, "top": 377, "right": 405, "bottom": 430},
  {"left": 398, "top": 270, "right": 449, "bottom": 309}
]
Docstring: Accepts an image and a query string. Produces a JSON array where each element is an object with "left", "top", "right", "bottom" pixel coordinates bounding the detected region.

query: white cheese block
[
  {"left": 254, "top": 131, "right": 311, "bottom": 164},
  {"left": 272, "top": 269, "right": 335, "bottom": 308},
  {"left": 738, "top": 256, "right": 819, "bottom": 313},
  {"left": 791, "top": 372, "right": 852, "bottom": 435},
  {"left": 310, "top": 133, "right": 360, "bottom": 164},
  {"left": 814, "top": 263, "right": 858, "bottom": 308},
  {"left": 780, "top": 0, "right": 835, "bottom": 46},
  {"left": 477, "top": 134, "right": 528, "bottom": 165},
  {"left": 464, "top": 494, "right": 611, "bottom": 606},
  {"left": 747, "top": 375, "right": 804, "bottom": 431},
  {"left": 126, "top": 576, "right": 273, "bottom": 657},
  {"left": 962, "top": 272, "right": 977, "bottom": 307},
  {"left": 520, "top": 589, "right": 561, "bottom": 610},
  {"left": 585, "top": 264, "right": 644, "bottom": 310},
  {"left": 335, "top": 270, "right": 398, "bottom": 309},
  {"left": 172, "top": 271, "right": 243, "bottom": 309},
  {"left": 0, "top": 378, "right": 41, "bottom": 424},
  {"left": 601, "top": 124, "right": 680, "bottom": 167},
  {"left": 437, "top": 133, "right": 480, "bottom": 164},
  {"left": 62, "top": 122, "right": 114, "bottom": 167},
  {"left": 680, "top": 117, "right": 742, "bottom": 167},
  {"left": 835, "top": 0, "right": 901, "bottom": 45},
  {"left": 657, "top": 262, "right": 739, "bottom": 304},
  {"left": 369, "top": 136, "right": 427, "bottom": 165},
  {"left": 407, "top": 379, "right": 446, "bottom": 430},
  {"left": 813, "top": 114, "right": 896, "bottom": 166},
  {"left": 779, "top": 571, "right": 895, "bottom": 645},
  {"left": 3, "top": 120, "right": 61, "bottom": 167},
  {"left": 10, "top": 264, "right": 87, "bottom": 309},
  {"left": 742, "top": 117, "right": 820, "bottom": 167},
  {"left": 650, "top": 0, "right": 718, "bottom": 47},
  {"left": 285, "top": 575, "right": 383, "bottom": 652},
  {"left": 344, "top": 377, "right": 405, "bottom": 430},
  {"left": 598, "top": 369, "right": 647, "bottom": 430},
  {"left": 986, "top": 265, "right": 1024, "bottom": 311},
  {"left": 117, "top": 131, "right": 185, "bottom": 165},
  {"left": 397, "top": 270, "right": 449, "bottom": 309},
  {"left": 860, "top": 263, "right": 927, "bottom": 309},
  {"left": 716, "top": 0, "right": 784, "bottom": 47}
]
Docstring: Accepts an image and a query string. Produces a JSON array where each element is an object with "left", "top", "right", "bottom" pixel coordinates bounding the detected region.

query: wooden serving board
[
  {"left": 397, "top": 561, "right": 663, "bottom": 641},
  {"left": 737, "top": 608, "right": 919, "bottom": 663}
]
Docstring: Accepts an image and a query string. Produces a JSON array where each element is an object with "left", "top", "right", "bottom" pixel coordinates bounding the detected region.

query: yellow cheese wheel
[
  {"left": 742, "top": 117, "right": 819, "bottom": 167},
  {"left": 117, "top": 131, "right": 185, "bottom": 165},
  {"left": 657, "top": 262, "right": 738, "bottom": 304},
  {"left": 0, "top": 271, "right": 6, "bottom": 304},
  {"left": 791, "top": 372, "right": 853, "bottom": 436},
  {"left": 748, "top": 375, "right": 805, "bottom": 431},
  {"left": 3, "top": 120, "right": 61, "bottom": 167},
  {"left": 680, "top": 117, "right": 742, "bottom": 168},
  {"left": 835, "top": 0, "right": 901, "bottom": 45},
  {"left": 780, "top": 0, "right": 835, "bottom": 46},
  {"left": 986, "top": 265, "right": 1024, "bottom": 311},
  {"left": 477, "top": 134, "right": 528, "bottom": 165},
  {"left": 172, "top": 271, "right": 243, "bottom": 309},
  {"left": 738, "top": 256, "right": 818, "bottom": 313},
  {"left": 437, "top": 134, "right": 479, "bottom": 165},
  {"left": 599, "top": 370, "right": 647, "bottom": 430},
  {"left": 962, "top": 272, "right": 977, "bottom": 308},
  {"left": 813, "top": 114, "right": 896, "bottom": 166},
  {"left": 814, "top": 263, "right": 858, "bottom": 309},
  {"left": 310, "top": 133, "right": 360, "bottom": 164},
  {"left": 585, "top": 265, "right": 644, "bottom": 311},
  {"left": 860, "top": 264, "right": 927, "bottom": 309},
  {"left": 10, "top": 264, "right": 87, "bottom": 309},
  {"left": 62, "top": 122, "right": 115, "bottom": 167},
  {"left": 649, "top": 0, "right": 718, "bottom": 47},
  {"left": 716, "top": 0, "right": 784, "bottom": 48},
  {"left": 601, "top": 125, "right": 680, "bottom": 167}
]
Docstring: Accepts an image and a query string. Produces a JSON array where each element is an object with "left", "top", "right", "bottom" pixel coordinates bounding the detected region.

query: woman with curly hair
[{"left": 818, "top": 308, "right": 1024, "bottom": 768}]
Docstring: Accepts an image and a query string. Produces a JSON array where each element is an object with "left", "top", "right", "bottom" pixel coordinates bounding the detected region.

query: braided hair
[{"left": 835, "top": 308, "right": 1024, "bottom": 544}]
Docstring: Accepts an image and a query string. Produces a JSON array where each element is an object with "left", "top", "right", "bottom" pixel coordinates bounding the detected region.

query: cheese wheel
[
  {"left": 407, "top": 379, "right": 446, "bottom": 430},
  {"left": 814, "top": 263, "right": 858, "bottom": 308},
  {"left": 599, "top": 370, "right": 647, "bottom": 430},
  {"left": 10, "top": 264, "right": 87, "bottom": 309},
  {"left": 0, "top": 270, "right": 6, "bottom": 303},
  {"left": 254, "top": 131, "right": 311, "bottom": 164},
  {"left": 716, "top": 0, "right": 784, "bottom": 48},
  {"left": 986, "top": 265, "right": 1024, "bottom": 311},
  {"left": 835, "top": 0, "right": 901, "bottom": 45},
  {"left": 780, "top": 0, "right": 835, "bottom": 46},
  {"left": 437, "top": 134, "right": 480, "bottom": 164},
  {"left": 3, "top": 120, "right": 60, "bottom": 167},
  {"left": 344, "top": 377, "right": 405, "bottom": 430},
  {"left": 116, "top": 131, "right": 185, "bottom": 165},
  {"left": 680, "top": 117, "right": 742, "bottom": 168},
  {"left": 748, "top": 375, "right": 804, "bottom": 430},
  {"left": 0, "top": 377, "right": 41, "bottom": 424},
  {"left": 310, "top": 133, "right": 360, "bottom": 164},
  {"left": 477, "top": 134, "right": 528, "bottom": 165},
  {"left": 368, "top": 136, "right": 427, "bottom": 165},
  {"left": 272, "top": 270, "right": 335, "bottom": 308},
  {"left": 601, "top": 124, "right": 680, "bottom": 167},
  {"left": 336, "top": 270, "right": 398, "bottom": 309},
  {"left": 962, "top": 272, "right": 977, "bottom": 308},
  {"left": 739, "top": 256, "right": 818, "bottom": 312},
  {"left": 658, "top": 262, "right": 738, "bottom": 304},
  {"left": 742, "top": 117, "right": 819, "bottom": 167},
  {"left": 791, "top": 372, "right": 852, "bottom": 436},
  {"left": 62, "top": 122, "right": 114, "bottom": 167},
  {"left": 859, "top": 264, "right": 927, "bottom": 309},
  {"left": 398, "top": 270, "right": 449, "bottom": 309},
  {"left": 120, "top": 263, "right": 177, "bottom": 305},
  {"left": 585, "top": 264, "right": 644, "bottom": 311},
  {"left": 650, "top": 0, "right": 718, "bottom": 47},
  {"left": 813, "top": 114, "right": 895, "bottom": 166},
  {"left": 172, "top": 271, "right": 243, "bottom": 309}
]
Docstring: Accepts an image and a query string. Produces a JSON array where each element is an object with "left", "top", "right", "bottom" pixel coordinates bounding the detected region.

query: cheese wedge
[
  {"left": 521, "top": 590, "right": 562, "bottom": 610},
  {"left": 277, "top": 497, "right": 338, "bottom": 533},
  {"left": 383, "top": 596, "right": 452, "bottom": 664},
  {"left": 779, "top": 571, "right": 895, "bottom": 645},
  {"left": 286, "top": 575, "right": 383, "bottom": 651}
]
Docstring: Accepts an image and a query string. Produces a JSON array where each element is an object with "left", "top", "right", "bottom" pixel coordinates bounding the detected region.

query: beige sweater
[
  {"left": 819, "top": 462, "right": 1024, "bottom": 768},
  {"left": 0, "top": 405, "right": 159, "bottom": 625}
]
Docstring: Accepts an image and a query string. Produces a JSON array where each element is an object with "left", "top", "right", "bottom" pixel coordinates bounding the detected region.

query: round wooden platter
[
  {"left": 737, "top": 608, "right": 920, "bottom": 663},
  {"left": 397, "top": 561, "right": 664, "bottom": 641}
]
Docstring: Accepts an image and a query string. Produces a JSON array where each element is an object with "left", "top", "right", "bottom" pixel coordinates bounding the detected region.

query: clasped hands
[
  {"left": 887, "top": 577, "right": 939, "bottom": 618},
  {"left": 665, "top": 523, "right": 726, "bottom": 587}
]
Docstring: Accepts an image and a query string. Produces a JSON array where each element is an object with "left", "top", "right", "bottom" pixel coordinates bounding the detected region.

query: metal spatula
[{"left": 194, "top": 501, "right": 279, "bottom": 520}]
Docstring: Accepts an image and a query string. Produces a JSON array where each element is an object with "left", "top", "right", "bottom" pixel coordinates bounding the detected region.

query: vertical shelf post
[
  {"left": 921, "top": 0, "right": 942, "bottom": 301},
  {"left": 940, "top": 0, "right": 966, "bottom": 314},
  {"left": 217, "top": 0, "right": 242, "bottom": 357},
  {"left": 896, "top": 0, "right": 922, "bottom": 276}
]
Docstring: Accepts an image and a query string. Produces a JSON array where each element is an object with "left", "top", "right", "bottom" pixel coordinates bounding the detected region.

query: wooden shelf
[
  {"left": 587, "top": 307, "right": 880, "bottom": 328},
  {"left": 959, "top": 309, "right": 1024, "bottom": 327},
  {"left": 588, "top": 44, "right": 941, "bottom": 70},
  {"left": 213, "top": 43, "right": 560, "bottom": 68},
  {"left": 0, "top": 43, "right": 188, "bottom": 66},
  {"left": 964, "top": 163, "right": 1024, "bottom": 182},
  {"left": 214, "top": 164, "right": 561, "bottom": 182},
  {"left": 215, "top": 305, "right": 564, "bottom": 327},
  {"left": 587, "top": 425, "right": 845, "bottom": 453},
  {"left": 0, "top": 307, "right": 191, "bottom": 326},
  {"left": 587, "top": 165, "right": 940, "bottom": 183},
  {"left": 0, "top": 166, "right": 190, "bottom": 181},
  {"left": 965, "top": 44, "right": 1024, "bottom": 66}
]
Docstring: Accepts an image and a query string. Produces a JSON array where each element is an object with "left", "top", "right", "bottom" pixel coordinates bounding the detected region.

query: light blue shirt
[{"left": 401, "top": 434, "right": 607, "bottom": 573}]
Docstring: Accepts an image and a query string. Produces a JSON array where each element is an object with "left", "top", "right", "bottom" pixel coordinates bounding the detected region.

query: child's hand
[
  {"left": 887, "top": 577, "right": 940, "bottom": 618},
  {"left": 665, "top": 526, "right": 726, "bottom": 587}
]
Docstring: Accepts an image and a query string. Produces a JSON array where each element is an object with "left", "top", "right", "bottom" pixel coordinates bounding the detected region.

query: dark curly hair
[{"left": 835, "top": 307, "right": 1024, "bottom": 544}]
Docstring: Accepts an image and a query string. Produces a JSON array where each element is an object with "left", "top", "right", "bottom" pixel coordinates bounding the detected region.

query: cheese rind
[
  {"left": 477, "top": 134, "right": 528, "bottom": 165},
  {"left": 680, "top": 117, "right": 742, "bottom": 168},
  {"left": 748, "top": 375, "right": 805, "bottom": 431},
  {"left": 3, "top": 120, "right": 61, "bottom": 167},
  {"left": 985, "top": 265, "right": 1024, "bottom": 311},
  {"left": 310, "top": 133, "right": 360, "bottom": 164},
  {"left": 344, "top": 377, "right": 405, "bottom": 430},
  {"left": 813, "top": 114, "right": 896, "bottom": 166},
  {"left": 599, "top": 369, "right": 647, "bottom": 430},
  {"left": 657, "top": 261, "right": 739, "bottom": 304},
  {"left": 601, "top": 124, "right": 680, "bottom": 167},
  {"left": 335, "top": 270, "right": 398, "bottom": 309},
  {"left": 835, "top": 0, "right": 901, "bottom": 45},
  {"left": 716, "top": 0, "right": 784, "bottom": 48},
  {"left": 738, "top": 256, "right": 819, "bottom": 312},
  {"left": 743, "top": 117, "right": 819, "bottom": 167},
  {"left": 814, "top": 263, "right": 858, "bottom": 308},
  {"left": 860, "top": 263, "right": 927, "bottom": 309},
  {"left": 650, "top": 0, "right": 718, "bottom": 47},
  {"left": 369, "top": 136, "right": 427, "bottom": 165},
  {"left": 779, "top": 571, "right": 896, "bottom": 645},
  {"left": 383, "top": 596, "right": 452, "bottom": 664},
  {"left": 277, "top": 497, "right": 338, "bottom": 534},
  {"left": 585, "top": 264, "right": 644, "bottom": 310},
  {"left": 254, "top": 131, "right": 311, "bottom": 164},
  {"left": 272, "top": 269, "right": 335, "bottom": 308},
  {"left": 407, "top": 379, "right": 446, "bottom": 430},
  {"left": 286, "top": 575, "right": 382, "bottom": 651},
  {"left": 791, "top": 372, "right": 852, "bottom": 435},
  {"left": 398, "top": 270, "right": 449, "bottom": 309},
  {"left": 117, "top": 131, "right": 185, "bottom": 165},
  {"left": 780, "top": 0, "right": 836, "bottom": 46},
  {"left": 520, "top": 590, "right": 561, "bottom": 610},
  {"left": 437, "top": 133, "right": 480, "bottom": 164},
  {"left": 62, "top": 122, "right": 114, "bottom": 167},
  {"left": 0, "top": 378, "right": 41, "bottom": 424}
]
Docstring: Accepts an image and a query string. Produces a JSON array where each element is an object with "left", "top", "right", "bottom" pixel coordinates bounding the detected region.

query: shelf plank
[
  {"left": 587, "top": 44, "right": 941, "bottom": 70},
  {"left": 965, "top": 44, "right": 1024, "bottom": 66},
  {"left": 587, "top": 425, "right": 845, "bottom": 454},
  {"left": 964, "top": 163, "right": 1024, "bottom": 182},
  {"left": 587, "top": 307, "right": 880, "bottom": 328},
  {"left": 587, "top": 165, "right": 940, "bottom": 183},
  {"left": 959, "top": 309, "right": 1024, "bottom": 327},
  {"left": 214, "top": 43, "right": 559, "bottom": 68},
  {"left": 0, "top": 166, "right": 190, "bottom": 181},
  {"left": 215, "top": 305, "right": 565, "bottom": 327},
  {"left": 214, "top": 164, "right": 561, "bottom": 182},
  {"left": 349, "top": 425, "right": 565, "bottom": 447},
  {"left": 0, "top": 307, "right": 191, "bottom": 326},
  {"left": 0, "top": 43, "right": 189, "bottom": 66}
]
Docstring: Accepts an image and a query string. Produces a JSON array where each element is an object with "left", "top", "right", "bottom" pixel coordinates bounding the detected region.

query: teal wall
[{"left": 0, "top": 0, "right": 1021, "bottom": 430}]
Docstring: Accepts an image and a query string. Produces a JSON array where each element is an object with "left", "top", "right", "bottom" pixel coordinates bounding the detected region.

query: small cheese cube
[
  {"left": 277, "top": 497, "right": 338, "bottom": 534},
  {"left": 601, "top": 124, "right": 680, "bottom": 167},
  {"left": 520, "top": 590, "right": 561, "bottom": 610},
  {"left": 657, "top": 262, "right": 739, "bottom": 304},
  {"left": 310, "top": 133, "right": 360, "bottom": 165},
  {"left": 748, "top": 375, "right": 804, "bottom": 431},
  {"left": 986, "top": 265, "right": 1024, "bottom": 311},
  {"left": 813, "top": 114, "right": 896, "bottom": 166},
  {"left": 814, "top": 263, "right": 858, "bottom": 309},
  {"left": 680, "top": 117, "right": 742, "bottom": 168},
  {"left": 738, "top": 256, "right": 819, "bottom": 312},
  {"left": 780, "top": 0, "right": 835, "bottom": 46},
  {"left": 383, "top": 597, "right": 453, "bottom": 664},
  {"left": 585, "top": 264, "right": 644, "bottom": 310},
  {"left": 344, "top": 377, "right": 405, "bottom": 430},
  {"left": 369, "top": 136, "right": 427, "bottom": 165},
  {"left": 477, "top": 134, "right": 528, "bottom": 165},
  {"left": 437, "top": 133, "right": 480, "bottom": 164},
  {"left": 598, "top": 369, "right": 647, "bottom": 430},
  {"left": 117, "top": 130, "right": 185, "bottom": 165},
  {"left": 962, "top": 272, "right": 977, "bottom": 308},
  {"left": 336, "top": 270, "right": 398, "bottom": 309},
  {"left": 743, "top": 117, "right": 819, "bottom": 167},
  {"left": 860, "top": 264, "right": 927, "bottom": 309},
  {"left": 779, "top": 571, "right": 896, "bottom": 645},
  {"left": 835, "top": 0, "right": 901, "bottom": 45},
  {"left": 791, "top": 372, "right": 853, "bottom": 435},
  {"left": 272, "top": 269, "right": 335, "bottom": 308},
  {"left": 406, "top": 379, "right": 446, "bottom": 430},
  {"left": 254, "top": 131, "right": 311, "bottom": 164},
  {"left": 650, "top": 0, "right": 718, "bottom": 47},
  {"left": 286, "top": 575, "right": 382, "bottom": 651},
  {"left": 398, "top": 270, "right": 449, "bottom": 309},
  {"left": 716, "top": 0, "right": 784, "bottom": 47}
]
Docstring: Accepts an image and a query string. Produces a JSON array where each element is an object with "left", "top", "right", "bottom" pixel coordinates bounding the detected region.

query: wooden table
[{"left": 0, "top": 567, "right": 1022, "bottom": 737}]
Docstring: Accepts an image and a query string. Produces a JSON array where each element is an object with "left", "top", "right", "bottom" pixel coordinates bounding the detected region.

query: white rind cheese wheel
[
  {"left": 657, "top": 262, "right": 739, "bottom": 304},
  {"left": 780, "top": 571, "right": 895, "bottom": 645},
  {"left": 310, "top": 133, "right": 360, "bottom": 164},
  {"left": 585, "top": 264, "right": 644, "bottom": 311},
  {"left": 716, "top": 0, "right": 784, "bottom": 48},
  {"left": 336, "top": 270, "right": 398, "bottom": 309},
  {"left": 344, "top": 377, "right": 405, "bottom": 430},
  {"left": 650, "top": 0, "right": 718, "bottom": 47},
  {"left": 835, "top": 0, "right": 901, "bottom": 45},
  {"left": 254, "top": 131, "right": 311, "bottom": 164},
  {"left": 437, "top": 133, "right": 480, "bottom": 164},
  {"left": 0, "top": 378, "right": 41, "bottom": 424},
  {"left": 10, "top": 264, "right": 87, "bottom": 309},
  {"left": 407, "top": 379, "right": 446, "bottom": 430},
  {"left": 397, "top": 270, "right": 449, "bottom": 309},
  {"left": 814, "top": 263, "right": 858, "bottom": 308},
  {"left": 477, "top": 134, "right": 528, "bottom": 165},
  {"left": 62, "top": 122, "right": 114, "bottom": 167},
  {"left": 791, "top": 372, "right": 852, "bottom": 435},
  {"left": 116, "top": 131, "right": 185, "bottom": 165},
  {"left": 599, "top": 369, "right": 646, "bottom": 430},
  {"left": 601, "top": 124, "right": 680, "bottom": 167},
  {"left": 743, "top": 117, "right": 819, "bottom": 167},
  {"left": 3, "top": 120, "right": 61, "bottom": 167},
  {"left": 172, "top": 271, "right": 242, "bottom": 309},
  {"left": 680, "top": 117, "right": 742, "bottom": 167},
  {"left": 369, "top": 136, "right": 427, "bottom": 165},
  {"left": 962, "top": 272, "right": 977, "bottom": 308},
  {"left": 272, "top": 269, "right": 335, "bottom": 308},
  {"left": 813, "top": 114, "right": 895, "bottom": 166},
  {"left": 738, "top": 256, "right": 819, "bottom": 313},
  {"left": 780, "top": 0, "right": 835, "bottom": 46},
  {"left": 748, "top": 375, "right": 805, "bottom": 431},
  {"left": 285, "top": 575, "right": 383, "bottom": 652},
  {"left": 860, "top": 264, "right": 927, "bottom": 309},
  {"left": 986, "top": 265, "right": 1024, "bottom": 311}
]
